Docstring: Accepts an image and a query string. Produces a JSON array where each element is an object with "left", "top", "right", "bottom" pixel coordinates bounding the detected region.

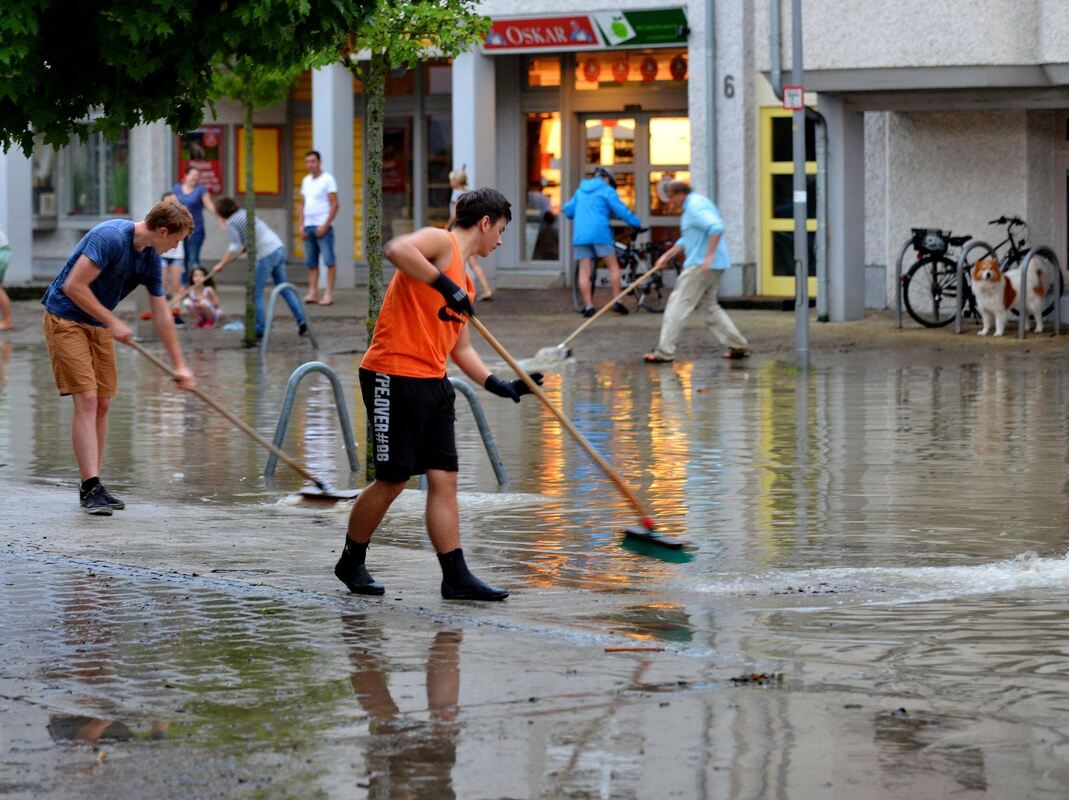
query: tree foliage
[
  {"left": 338, "top": 0, "right": 488, "bottom": 478},
  {"left": 0, "top": 0, "right": 370, "bottom": 153}
]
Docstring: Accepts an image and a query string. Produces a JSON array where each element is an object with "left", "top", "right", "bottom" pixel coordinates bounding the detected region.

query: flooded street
[{"left": 2, "top": 306, "right": 1069, "bottom": 798}]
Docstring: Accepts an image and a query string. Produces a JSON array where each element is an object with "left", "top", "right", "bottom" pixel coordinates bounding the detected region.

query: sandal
[
  {"left": 723, "top": 348, "right": 751, "bottom": 360},
  {"left": 643, "top": 353, "right": 674, "bottom": 364},
  {"left": 478, "top": 292, "right": 494, "bottom": 302}
]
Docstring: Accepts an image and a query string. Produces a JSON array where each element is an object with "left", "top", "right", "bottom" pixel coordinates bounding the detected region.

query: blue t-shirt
[
  {"left": 171, "top": 183, "right": 209, "bottom": 236},
  {"left": 42, "top": 220, "right": 164, "bottom": 326}
]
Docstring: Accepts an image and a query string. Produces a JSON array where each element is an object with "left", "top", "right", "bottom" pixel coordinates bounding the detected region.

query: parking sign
[{"left": 783, "top": 86, "right": 804, "bottom": 110}]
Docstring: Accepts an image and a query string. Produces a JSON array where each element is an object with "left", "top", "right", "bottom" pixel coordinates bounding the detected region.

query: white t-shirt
[{"left": 301, "top": 172, "right": 338, "bottom": 227}]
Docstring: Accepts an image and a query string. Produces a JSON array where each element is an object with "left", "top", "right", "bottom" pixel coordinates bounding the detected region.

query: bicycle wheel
[
  {"left": 635, "top": 254, "right": 683, "bottom": 314},
  {"left": 902, "top": 255, "right": 961, "bottom": 328},
  {"left": 571, "top": 260, "right": 596, "bottom": 312}
]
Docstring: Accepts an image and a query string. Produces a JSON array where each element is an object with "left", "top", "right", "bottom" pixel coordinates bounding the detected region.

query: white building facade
[{"left": 4, "top": 0, "right": 1069, "bottom": 319}]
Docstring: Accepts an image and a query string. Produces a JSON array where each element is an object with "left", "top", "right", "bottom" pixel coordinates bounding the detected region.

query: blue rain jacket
[{"left": 562, "top": 178, "right": 641, "bottom": 246}]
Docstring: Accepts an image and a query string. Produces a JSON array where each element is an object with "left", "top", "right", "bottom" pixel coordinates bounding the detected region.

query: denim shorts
[
  {"left": 573, "top": 243, "right": 616, "bottom": 260},
  {"left": 304, "top": 225, "right": 336, "bottom": 268}
]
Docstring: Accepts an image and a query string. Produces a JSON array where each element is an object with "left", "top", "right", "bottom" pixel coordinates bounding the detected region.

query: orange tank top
[{"left": 361, "top": 232, "right": 473, "bottom": 378}]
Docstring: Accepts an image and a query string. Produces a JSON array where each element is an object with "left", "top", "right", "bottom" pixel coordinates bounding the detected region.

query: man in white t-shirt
[{"left": 300, "top": 150, "right": 339, "bottom": 305}]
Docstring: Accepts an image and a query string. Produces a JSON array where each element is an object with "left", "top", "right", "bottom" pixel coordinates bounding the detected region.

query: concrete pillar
[
  {"left": 452, "top": 51, "right": 498, "bottom": 273},
  {"left": 823, "top": 93, "right": 866, "bottom": 321},
  {"left": 129, "top": 122, "right": 171, "bottom": 220},
  {"left": 0, "top": 148, "right": 33, "bottom": 284},
  {"left": 452, "top": 52, "right": 497, "bottom": 189},
  {"left": 311, "top": 63, "right": 355, "bottom": 287}
]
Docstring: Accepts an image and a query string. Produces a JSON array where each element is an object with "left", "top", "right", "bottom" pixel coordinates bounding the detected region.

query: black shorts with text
[{"left": 358, "top": 368, "right": 458, "bottom": 483}]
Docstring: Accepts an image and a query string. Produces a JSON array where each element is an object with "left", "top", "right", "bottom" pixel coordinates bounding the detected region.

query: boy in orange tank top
[{"left": 336, "top": 188, "right": 543, "bottom": 601}]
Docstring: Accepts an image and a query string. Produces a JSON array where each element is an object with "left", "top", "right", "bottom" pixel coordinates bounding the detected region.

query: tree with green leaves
[
  {"left": 212, "top": 60, "right": 312, "bottom": 347},
  {"left": 337, "top": 0, "right": 488, "bottom": 479},
  {"left": 0, "top": 0, "right": 371, "bottom": 153}
]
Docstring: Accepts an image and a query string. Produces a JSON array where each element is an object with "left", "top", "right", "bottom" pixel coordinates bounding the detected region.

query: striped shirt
[{"left": 226, "top": 209, "right": 284, "bottom": 259}]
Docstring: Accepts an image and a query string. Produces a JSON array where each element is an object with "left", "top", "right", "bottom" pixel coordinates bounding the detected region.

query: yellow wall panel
[{"left": 236, "top": 126, "right": 282, "bottom": 195}]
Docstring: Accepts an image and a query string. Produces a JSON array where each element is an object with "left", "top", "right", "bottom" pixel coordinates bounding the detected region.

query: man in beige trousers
[{"left": 644, "top": 180, "right": 749, "bottom": 363}]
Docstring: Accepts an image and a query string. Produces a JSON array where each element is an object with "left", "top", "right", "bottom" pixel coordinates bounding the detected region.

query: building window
[
  {"left": 525, "top": 56, "right": 561, "bottom": 88},
  {"left": 574, "top": 48, "right": 688, "bottom": 91},
  {"left": 426, "top": 113, "right": 452, "bottom": 227},
  {"left": 32, "top": 134, "right": 58, "bottom": 220},
  {"left": 382, "top": 119, "right": 413, "bottom": 238},
  {"left": 48, "top": 128, "right": 130, "bottom": 220},
  {"left": 424, "top": 59, "right": 452, "bottom": 95},
  {"left": 524, "top": 112, "right": 561, "bottom": 261}
]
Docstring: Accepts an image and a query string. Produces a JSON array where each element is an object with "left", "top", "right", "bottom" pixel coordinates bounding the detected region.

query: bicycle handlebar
[{"left": 988, "top": 215, "right": 1025, "bottom": 227}]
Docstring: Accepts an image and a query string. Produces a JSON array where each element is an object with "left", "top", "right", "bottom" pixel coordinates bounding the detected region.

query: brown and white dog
[{"left": 971, "top": 257, "right": 1050, "bottom": 336}]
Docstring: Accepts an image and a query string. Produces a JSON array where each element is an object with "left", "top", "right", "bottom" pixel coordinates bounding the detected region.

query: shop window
[
  {"left": 424, "top": 59, "right": 452, "bottom": 95},
  {"left": 583, "top": 118, "right": 634, "bottom": 166},
  {"left": 649, "top": 170, "right": 691, "bottom": 217},
  {"left": 574, "top": 48, "right": 688, "bottom": 91},
  {"left": 382, "top": 119, "right": 413, "bottom": 239},
  {"left": 386, "top": 66, "right": 414, "bottom": 95},
  {"left": 61, "top": 128, "right": 129, "bottom": 218},
  {"left": 524, "top": 112, "right": 561, "bottom": 261},
  {"left": 525, "top": 56, "right": 561, "bottom": 88},
  {"left": 426, "top": 113, "right": 452, "bottom": 227},
  {"left": 32, "top": 134, "right": 58, "bottom": 220},
  {"left": 771, "top": 115, "right": 816, "bottom": 162},
  {"left": 236, "top": 126, "right": 283, "bottom": 195},
  {"left": 649, "top": 117, "right": 690, "bottom": 165}
]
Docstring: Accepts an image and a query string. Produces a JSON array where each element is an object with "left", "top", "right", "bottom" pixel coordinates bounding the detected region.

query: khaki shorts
[{"left": 43, "top": 312, "right": 118, "bottom": 397}]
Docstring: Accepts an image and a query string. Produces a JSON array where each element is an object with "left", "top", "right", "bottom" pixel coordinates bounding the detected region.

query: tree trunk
[
  {"left": 361, "top": 53, "right": 387, "bottom": 480},
  {"left": 242, "top": 103, "right": 258, "bottom": 348}
]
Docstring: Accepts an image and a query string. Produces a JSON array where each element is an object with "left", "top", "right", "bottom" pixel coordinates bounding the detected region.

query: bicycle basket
[{"left": 911, "top": 228, "right": 949, "bottom": 255}]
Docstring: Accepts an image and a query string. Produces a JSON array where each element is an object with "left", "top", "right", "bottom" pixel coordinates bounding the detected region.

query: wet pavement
[{"left": 2, "top": 292, "right": 1069, "bottom": 798}]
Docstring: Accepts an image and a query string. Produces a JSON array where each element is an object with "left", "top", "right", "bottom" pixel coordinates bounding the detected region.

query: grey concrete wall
[
  {"left": 755, "top": 0, "right": 1059, "bottom": 72},
  {"left": 881, "top": 110, "right": 1029, "bottom": 305}
]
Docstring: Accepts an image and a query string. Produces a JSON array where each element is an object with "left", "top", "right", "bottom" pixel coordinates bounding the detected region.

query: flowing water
[{"left": 2, "top": 337, "right": 1069, "bottom": 798}]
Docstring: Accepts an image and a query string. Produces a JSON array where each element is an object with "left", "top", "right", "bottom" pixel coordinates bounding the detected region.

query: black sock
[
  {"left": 342, "top": 537, "right": 369, "bottom": 565},
  {"left": 80, "top": 477, "right": 101, "bottom": 496}
]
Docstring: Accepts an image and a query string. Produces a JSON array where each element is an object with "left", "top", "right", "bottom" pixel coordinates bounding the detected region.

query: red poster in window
[
  {"left": 640, "top": 57, "right": 658, "bottom": 82},
  {"left": 611, "top": 56, "right": 629, "bottom": 82},
  {"left": 582, "top": 59, "right": 601, "bottom": 82},
  {"left": 670, "top": 54, "right": 687, "bottom": 81},
  {"left": 177, "top": 127, "right": 224, "bottom": 194}
]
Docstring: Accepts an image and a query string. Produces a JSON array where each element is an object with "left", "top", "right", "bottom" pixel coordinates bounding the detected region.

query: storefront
[{"left": 473, "top": 8, "right": 694, "bottom": 279}]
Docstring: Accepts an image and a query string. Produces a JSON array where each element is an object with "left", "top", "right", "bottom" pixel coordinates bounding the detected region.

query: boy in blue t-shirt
[{"left": 41, "top": 201, "right": 198, "bottom": 515}]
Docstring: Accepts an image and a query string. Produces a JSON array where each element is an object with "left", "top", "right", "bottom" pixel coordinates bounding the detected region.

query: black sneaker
[
  {"left": 80, "top": 484, "right": 113, "bottom": 516},
  {"left": 298, "top": 322, "right": 309, "bottom": 337},
  {"left": 99, "top": 485, "right": 125, "bottom": 510},
  {"left": 581, "top": 305, "right": 595, "bottom": 318},
  {"left": 334, "top": 540, "right": 385, "bottom": 595},
  {"left": 611, "top": 301, "right": 629, "bottom": 315},
  {"left": 173, "top": 315, "right": 186, "bottom": 328}
]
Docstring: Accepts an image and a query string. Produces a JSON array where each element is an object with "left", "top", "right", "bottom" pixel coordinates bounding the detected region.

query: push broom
[
  {"left": 126, "top": 340, "right": 357, "bottom": 504},
  {"left": 468, "top": 315, "right": 690, "bottom": 559},
  {"left": 531, "top": 258, "right": 671, "bottom": 365}
]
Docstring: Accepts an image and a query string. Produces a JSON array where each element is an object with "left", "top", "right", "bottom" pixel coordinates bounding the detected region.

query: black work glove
[
  {"left": 484, "top": 372, "right": 544, "bottom": 403},
  {"left": 432, "top": 271, "right": 474, "bottom": 318}
]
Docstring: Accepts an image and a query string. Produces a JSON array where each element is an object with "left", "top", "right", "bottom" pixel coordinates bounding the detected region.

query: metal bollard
[
  {"left": 265, "top": 361, "right": 360, "bottom": 479},
  {"left": 1017, "top": 246, "right": 1063, "bottom": 340},
  {"left": 260, "top": 282, "right": 318, "bottom": 358},
  {"left": 894, "top": 236, "right": 913, "bottom": 329}
]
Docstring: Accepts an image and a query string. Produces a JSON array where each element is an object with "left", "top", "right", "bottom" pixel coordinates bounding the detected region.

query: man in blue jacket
[
  {"left": 563, "top": 166, "right": 641, "bottom": 317},
  {"left": 644, "top": 180, "right": 749, "bottom": 363}
]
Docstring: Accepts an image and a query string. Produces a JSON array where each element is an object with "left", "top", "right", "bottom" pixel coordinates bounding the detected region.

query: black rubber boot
[
  {"left": 334, "top": 538, "right": 385, "bottom": 596},
  {"left": 438, "top": 548, "right": 508, "bottom": 601}
]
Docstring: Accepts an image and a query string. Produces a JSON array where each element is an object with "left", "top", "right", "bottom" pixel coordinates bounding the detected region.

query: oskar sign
[{"left": 483, "top": 9, "right": 689, "bottom": 53}]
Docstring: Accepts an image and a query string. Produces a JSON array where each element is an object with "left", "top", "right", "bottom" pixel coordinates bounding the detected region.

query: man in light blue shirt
[{"left": 644, "top": 181, "right": 749, "bottom": 363}]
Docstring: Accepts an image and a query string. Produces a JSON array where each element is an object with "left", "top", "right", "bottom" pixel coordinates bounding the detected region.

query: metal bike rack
[
  {"left": 954, "top": 240, "right": 995, "bottom": 334},
  {"left": 1017, "top": 246, "right": 1063, "bottom": 340},
  {"left": 260, "top": 282, "right": 318, "bottom": 358},
  {"left": 264, "top": 361, "right": 359, "bottom": 480},
  {"left": 893, "top": 236, "right": 914, "bottom": 329}
]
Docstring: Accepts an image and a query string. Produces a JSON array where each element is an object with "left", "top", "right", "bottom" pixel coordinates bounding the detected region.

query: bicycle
[
  {"left": 901, "top": 215, "right": 1058, "bottom": 328},
  {"left": 571, "top": 227, "right": 683, "bottom": 314}
]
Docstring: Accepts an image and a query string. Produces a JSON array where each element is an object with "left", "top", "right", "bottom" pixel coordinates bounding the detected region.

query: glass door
[
  {"left": 576, "top": 113, "right": 689, "bottom": 248},
  {"left": 760, "top": 107, "right": 817, "bottom": 296}
]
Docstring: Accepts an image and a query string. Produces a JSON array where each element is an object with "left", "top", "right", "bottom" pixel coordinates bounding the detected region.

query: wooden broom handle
[
  {"left": 561, "top": 259, "right": 670, "bottom": 349},
  {"left": 125, "top": 340, "right": 326, "bottom": 491},
  {"left": 467, "top": 315, "right": 651, "bottom": 521}
]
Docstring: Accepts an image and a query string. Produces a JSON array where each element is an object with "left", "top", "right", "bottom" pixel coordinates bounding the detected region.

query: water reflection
[{"left": 341, "top": 613, "right": 460, "bottom": 798}]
